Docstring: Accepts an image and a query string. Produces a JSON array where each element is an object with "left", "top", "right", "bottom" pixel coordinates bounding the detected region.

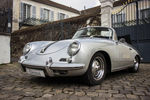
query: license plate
[{"left": 26, "top": 68, "right": 45, "bottom": 77}]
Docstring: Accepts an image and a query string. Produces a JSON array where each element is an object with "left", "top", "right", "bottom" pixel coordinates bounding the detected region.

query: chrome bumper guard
[{"left": 19, "top": 63, "right": 85, "bottom": 76}]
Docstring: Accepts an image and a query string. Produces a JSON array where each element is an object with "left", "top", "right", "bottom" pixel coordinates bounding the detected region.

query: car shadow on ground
[
  {"left": 28, "top": 68, "right": 134, "bottom": 86},
  {"left": 29, "top": 76, "right": 85, "bottom": 86}
]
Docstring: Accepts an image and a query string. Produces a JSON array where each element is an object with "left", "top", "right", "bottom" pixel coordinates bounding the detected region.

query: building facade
[
  {"left": 12, "top": 0, "right": 80, "bottom": 32},
  {"left": 112, "top": 0, "right": 150, "bottom": 25}
]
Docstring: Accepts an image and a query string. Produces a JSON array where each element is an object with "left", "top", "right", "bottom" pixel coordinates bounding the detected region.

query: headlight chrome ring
[
  {"left": 68, "top": 41, "right": 80, "bottom": 56},
  {"left": 23, "top": 44, "right": 31, "bottom": 55}
]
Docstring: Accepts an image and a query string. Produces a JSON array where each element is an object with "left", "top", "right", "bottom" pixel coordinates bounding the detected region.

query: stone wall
[
  {"left": 12, "top": 0, "right": 20, "bottom": 32},
  {"left": 11, "top": 14, "right": 101, "bottom": 61},
  {"left": 0, "top": 33, "right": 10, "bottom": 64}
]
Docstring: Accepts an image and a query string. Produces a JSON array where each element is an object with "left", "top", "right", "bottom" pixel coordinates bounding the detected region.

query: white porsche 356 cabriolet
[{"left": 19, "top": 26, "right": 142, "bottom": 85}]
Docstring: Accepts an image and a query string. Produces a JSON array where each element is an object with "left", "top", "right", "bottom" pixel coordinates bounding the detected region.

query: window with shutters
[
  {"left": 23, "top": 3, "right": 31, "bottom": 19},
  {"left": 65, "top": 15, "right": 69, "bottom": 19},
  {"left": 43, "top": 9, "right": 49, "bottom": 21},
  {"left": 58, "top": 13, "right": 65, "bottom": 20},
  {"left": 41, "top": 8, "right": 50, "bottom": 21},
  {"left": 58, "top": 13, "right": 69, "bottom": 20},
  {"left": 20, "top": 3, "right": 31, "bottom": 21}
]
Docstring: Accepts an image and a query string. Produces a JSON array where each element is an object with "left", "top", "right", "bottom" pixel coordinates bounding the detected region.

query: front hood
[
  {"left": 37, "top": 40, "right": 73, "bottom": 54},
  {"left": 36, "top": 38, "right": 113, "bottom": 55}
]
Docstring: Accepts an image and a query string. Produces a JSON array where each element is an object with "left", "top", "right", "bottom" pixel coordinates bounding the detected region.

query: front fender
[
  {"left": 72, "top": 42, "right": 113, "bottom": 73},
  {"left": 72, "top": 41, "right": 118, "bottom": 73}
]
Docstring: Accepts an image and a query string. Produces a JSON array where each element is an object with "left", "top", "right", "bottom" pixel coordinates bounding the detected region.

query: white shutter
[
  {"left": 20, "top": 2, "right": 24, "bottom": 21},
  {"left": 50, "top": 11, "right": 54, "bottom": 21},
  {"left": 49, "top": 11, "right": 51, "bottom": 21},
  {"left": 57, "top": 12, "right": 60, "bottom": 20},
  {"left": 32, "top": 6, "right": 36, "bottom": 18},
  {"left": 52, "top": 11, "right": 54, "bottom": 21},
  {"left": 40, "top": 8, "right": 44, "bottom": 19}
]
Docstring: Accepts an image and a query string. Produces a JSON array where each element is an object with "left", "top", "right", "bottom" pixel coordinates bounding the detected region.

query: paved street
[{"left": 0, "top": 63, "right": 150, "bottom": 100}]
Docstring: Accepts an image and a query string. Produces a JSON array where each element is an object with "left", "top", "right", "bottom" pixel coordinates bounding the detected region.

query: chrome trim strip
[{"left": 50, "top": 63, "right": 85, "bottom": 70}]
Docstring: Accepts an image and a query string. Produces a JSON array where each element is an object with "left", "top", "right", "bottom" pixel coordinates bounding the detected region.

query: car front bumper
[{"left": 19, "top": 62, "right": 85, "bottom": 77}]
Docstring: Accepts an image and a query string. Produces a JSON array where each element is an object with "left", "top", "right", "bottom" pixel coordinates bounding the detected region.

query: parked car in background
[{"left": 19, "top": 26, "right": 142, "bottom": 85}]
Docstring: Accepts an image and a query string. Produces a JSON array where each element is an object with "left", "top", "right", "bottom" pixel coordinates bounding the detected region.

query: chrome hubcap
[
  {"left": 134, "top": 59, "right": 139, "bottom": 70},
  {"left": 92, "top": 57, "right": 104, "bottom": 80}
]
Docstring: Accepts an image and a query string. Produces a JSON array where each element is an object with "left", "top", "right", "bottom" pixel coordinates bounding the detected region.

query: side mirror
[{"left": 119, "top": 38, "right": 126, "bottom": 43}]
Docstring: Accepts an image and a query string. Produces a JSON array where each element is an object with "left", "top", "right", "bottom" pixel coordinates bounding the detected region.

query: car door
[{"left": 117, "top": 42, "right": 133, "bottom": 68}]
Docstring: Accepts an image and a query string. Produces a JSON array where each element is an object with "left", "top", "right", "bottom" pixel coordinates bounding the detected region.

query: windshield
[{"left": 72, "top": 27, "right": 113, "bottom": 39}]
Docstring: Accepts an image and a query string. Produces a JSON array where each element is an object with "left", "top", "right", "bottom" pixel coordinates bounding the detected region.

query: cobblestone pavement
[{"left": 0, "top": 63, "right": 150, "bottom": 100}]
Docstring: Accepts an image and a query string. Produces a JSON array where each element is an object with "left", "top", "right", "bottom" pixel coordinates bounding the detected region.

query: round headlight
[
  {"left": 68, "top": 41, "right": 80, "bottom": 56},
  {"left": 23, "top": 44, "right": 31, "bottom": 55}
]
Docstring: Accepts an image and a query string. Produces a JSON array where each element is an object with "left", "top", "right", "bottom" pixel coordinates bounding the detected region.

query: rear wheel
[
  {"left": 84, "top": 53, "right": 107, "bottom": 85},
  {"left": 129, "top": 56, "right": 140, "bottom": 72}
]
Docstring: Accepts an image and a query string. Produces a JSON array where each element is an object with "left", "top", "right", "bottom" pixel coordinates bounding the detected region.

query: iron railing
[{"left": 19, "top": 18, "right": 50, "bottom": 27}]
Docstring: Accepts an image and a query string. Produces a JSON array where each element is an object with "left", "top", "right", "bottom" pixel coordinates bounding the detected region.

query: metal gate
[{"left": 112, "top": 0, "right": 150, "bottom": 62}]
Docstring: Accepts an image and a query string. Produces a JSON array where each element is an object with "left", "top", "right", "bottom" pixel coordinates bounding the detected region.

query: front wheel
[{"left": 84, "top": 53, "right": 107, "bottom": 85}]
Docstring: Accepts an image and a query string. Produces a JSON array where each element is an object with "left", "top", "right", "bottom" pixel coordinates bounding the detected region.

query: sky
[{"left": 50, "top": 0, "right": 101, "bottom": 11}]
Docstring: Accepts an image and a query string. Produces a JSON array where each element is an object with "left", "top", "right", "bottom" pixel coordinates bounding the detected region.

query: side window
[{"left": 41, "top": 8, "right": 50, "bottom": 21}]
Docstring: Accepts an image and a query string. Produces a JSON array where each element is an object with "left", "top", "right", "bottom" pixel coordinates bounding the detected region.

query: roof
[
  {"left": 31, "top": 0, "right": 80, "bottom": 14},
  {"left": 80, "top": 6, "right": 101, "bottom": 15}
]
